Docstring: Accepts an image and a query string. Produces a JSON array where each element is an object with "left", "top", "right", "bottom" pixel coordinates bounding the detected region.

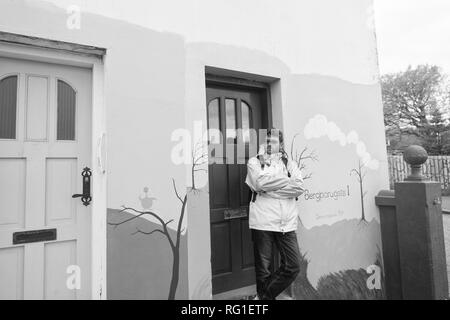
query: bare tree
[
  {"left": 108, "top": 140, "right": 207, "bottom": 300},
  {"left": 350, "top": 160, "right": 368, "bottom": 222},
  {"left": 191, "top": 141, "right": 208, "bottom": 191},
  {"left": 290, "top": 133, "right": 319, "bottom": 180},
  {"left": 108, "top": 178, "right": 187, "bottom": 300}
]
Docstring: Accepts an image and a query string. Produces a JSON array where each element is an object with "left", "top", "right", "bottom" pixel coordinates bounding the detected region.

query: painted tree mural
[
  {"left": 350, "top": 159, "right": 369, "bottom": 222},
  {"left": 108, "top": 179, "right": 187, "bottom": 300},
  {"left": 284, "top": 134, "right": 384, "bottom": 300},
  {"left": 284, "top": 134, "right": 320, "bottom": 298},
  {"left": 290, "top": 133, "right": 319, "bottom": 181},
  {"left": 191, "top": 141, "right": 208, "bottom": 191},
  {"left": 108, "top": 141, "right": 207, "bottom": 299}
]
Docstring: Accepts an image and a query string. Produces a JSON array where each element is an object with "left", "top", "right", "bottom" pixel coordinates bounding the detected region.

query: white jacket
[{"left": 245, "top": 149, "right": 305, "bottom": 233}]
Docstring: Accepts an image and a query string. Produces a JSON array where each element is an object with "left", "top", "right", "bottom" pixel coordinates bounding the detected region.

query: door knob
[{"left": 72, "top": 167, "right": 92, "bottom": 206}]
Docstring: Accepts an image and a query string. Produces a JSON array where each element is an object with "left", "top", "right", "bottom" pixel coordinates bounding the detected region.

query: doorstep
[
  {"left": 212, "top": 284, "right": 294, "bottom": 300},
  {"left": 213, "top": 285, "right": 257, "bottom": 300}
]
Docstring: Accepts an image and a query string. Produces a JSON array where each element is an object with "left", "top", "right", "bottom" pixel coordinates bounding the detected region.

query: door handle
[{"left": 72, "top": 167, "right": 92, "bottom": 206}]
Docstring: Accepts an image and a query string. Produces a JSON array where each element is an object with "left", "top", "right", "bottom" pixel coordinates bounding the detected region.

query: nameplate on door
[
  {"left": 224, "top": 208, "right": 248, "bottom": 220},
  {"left": 13, "top": 229, "right": 57, "bottom": 245}
]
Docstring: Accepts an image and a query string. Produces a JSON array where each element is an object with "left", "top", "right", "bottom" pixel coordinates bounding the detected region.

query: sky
[{"left": 374, "top": 0, "right": 450, "bottom": 76}]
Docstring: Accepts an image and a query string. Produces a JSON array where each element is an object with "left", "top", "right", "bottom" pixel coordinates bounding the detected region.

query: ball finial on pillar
[{"left": 403, "top": 145, "right": 428, "bottom": 181}]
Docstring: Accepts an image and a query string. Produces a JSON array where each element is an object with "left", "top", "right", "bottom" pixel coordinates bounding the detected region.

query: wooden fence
[{"left": 388, "top": 155, "right": 450, "bottom": 191}]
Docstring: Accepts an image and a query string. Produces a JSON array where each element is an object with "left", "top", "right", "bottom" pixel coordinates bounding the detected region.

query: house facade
[{"left": 0, "top": 0, "right": 389, "bottom": 299}]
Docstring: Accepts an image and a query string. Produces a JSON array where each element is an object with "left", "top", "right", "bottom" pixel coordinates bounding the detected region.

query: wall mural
[
  {"left": 290, "top": 222, "right": 385, "bottom": 299},
  {"left": 108, "top": 142, "right": 207, "bottom": 300},
  {"left": 285, "top": 114, "right": 385, "bottom": 299},
  {"left": 350, "top": 160, "right": 369, "bottom": 223},
  {"left": 108, "top": 181, "right": 187, "bottom": 300},
  {"left": 108, "top": 113, "right": 385, "bottom": 300}
]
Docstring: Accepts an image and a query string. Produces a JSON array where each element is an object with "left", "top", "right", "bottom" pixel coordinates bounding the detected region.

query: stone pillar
[
  {"left": 375, "top": 190, "right": 402, "bottom": 300},
  {"left": 395, "top": 145, "right": 448, "bottom": 300}
]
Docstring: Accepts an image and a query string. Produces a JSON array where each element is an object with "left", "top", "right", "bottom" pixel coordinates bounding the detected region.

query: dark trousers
[{"left": 251, "top": 229, "right": 301, "bottom": 300}]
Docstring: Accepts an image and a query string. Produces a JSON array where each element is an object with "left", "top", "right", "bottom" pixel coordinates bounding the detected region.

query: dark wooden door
[{"left": 206, "top": 83, "right": 269, "bottom": 294}]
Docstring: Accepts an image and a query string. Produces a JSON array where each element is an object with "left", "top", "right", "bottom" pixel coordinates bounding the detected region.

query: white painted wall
[
  {"left": 0, "top": 0, "right": 387, "bottom": 299},
  {"left": 37, "top": 0, "right": 379, "bottom": 84}
]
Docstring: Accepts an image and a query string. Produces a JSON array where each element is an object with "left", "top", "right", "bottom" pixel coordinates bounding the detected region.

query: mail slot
[
  {"left": 13, "top": 228, "right": 57, "bottom": 245},
  {"left": 224, "top": 208, "right": 248, "bottom": 220}
]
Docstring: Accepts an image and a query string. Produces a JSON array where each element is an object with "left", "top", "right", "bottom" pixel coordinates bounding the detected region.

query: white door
[{"left": 0, "top": 56, "right": 92, "bottom": 299}]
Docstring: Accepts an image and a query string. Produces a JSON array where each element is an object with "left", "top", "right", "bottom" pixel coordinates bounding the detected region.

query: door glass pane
[
  {"left": 207, "top": 98, "right": 220, "bottom": 143},
  {"left": 57, "top": 80, "right": 76, "bottom": 141},
  {"left": 225, "top": 98, "right": 236, "bottom": 143},
  {"left": 0, "top": 76, "right": 18, "bottom": 139},
  {"left": 241, "top": 101, "right": 251, "bottom": 144}
]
